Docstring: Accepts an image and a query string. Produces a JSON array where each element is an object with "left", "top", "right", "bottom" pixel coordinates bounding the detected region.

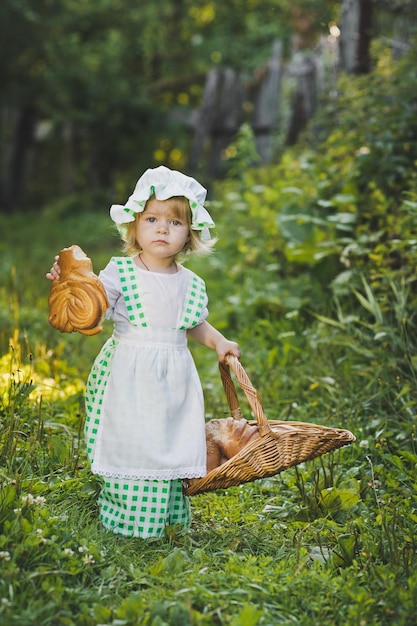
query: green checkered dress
[{"left": 85, "top": 257, "right": 208, "bottom": 538}]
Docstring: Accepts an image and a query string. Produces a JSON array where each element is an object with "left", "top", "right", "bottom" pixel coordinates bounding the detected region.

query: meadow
[{"left": 1, "top": 44, "right": 417, "bottom": 626}]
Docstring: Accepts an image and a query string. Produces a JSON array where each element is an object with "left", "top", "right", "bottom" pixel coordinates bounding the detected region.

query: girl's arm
[{"left": 187, "top": 321, "right": 240, "bottom": 362}]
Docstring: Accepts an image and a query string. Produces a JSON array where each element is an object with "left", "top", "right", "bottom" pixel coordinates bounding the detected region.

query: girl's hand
[
  {"left": 187, "top": 321, "right": 240, "bottom": 362},
  {"left": 46, "top": 256, "right": 61, "bottom": 281},
  {"left": 215, "top": 338, "right": 241, "bottom": 363}
]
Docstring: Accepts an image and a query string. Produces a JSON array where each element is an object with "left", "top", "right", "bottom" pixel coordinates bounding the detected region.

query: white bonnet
[{"left": 110, "top": 166, "right": 214, "bottom": 239}]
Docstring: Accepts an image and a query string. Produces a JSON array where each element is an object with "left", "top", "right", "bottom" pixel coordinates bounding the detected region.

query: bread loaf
[
  {"left": 191, "top": 417, "right": 314, "bottom": 481},
  {"left": 205, "top": 417, "right": 260, "bottom": 472},
  {"left": 48, "top": 245, "right": 109, "bottom": 335}
]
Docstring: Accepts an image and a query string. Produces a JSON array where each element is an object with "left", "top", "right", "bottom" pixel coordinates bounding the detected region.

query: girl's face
[{"left": 135, "top": 197, "right": 191, "bottom": 260}]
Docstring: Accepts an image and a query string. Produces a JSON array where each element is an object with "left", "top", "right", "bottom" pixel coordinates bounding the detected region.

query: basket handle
[{"left": 219, "top": 355, "right": 271, "bottom": 436}]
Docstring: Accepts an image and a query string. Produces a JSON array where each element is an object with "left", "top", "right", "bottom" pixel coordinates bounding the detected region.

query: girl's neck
[{"left": 137, "top": 253, "right": 178, "bottom": 274}]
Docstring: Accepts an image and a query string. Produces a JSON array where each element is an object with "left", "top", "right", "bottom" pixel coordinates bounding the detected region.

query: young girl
[{"left": 46, "top": 165, "right": 240, "bottom": 539}]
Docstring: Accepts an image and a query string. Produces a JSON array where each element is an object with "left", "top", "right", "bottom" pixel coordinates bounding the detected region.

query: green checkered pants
[{"left": 98, "top": 477, "right": 191, "bottom": 539}]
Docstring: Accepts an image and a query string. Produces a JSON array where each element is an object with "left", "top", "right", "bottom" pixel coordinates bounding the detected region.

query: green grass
[{"left": 0, "top": 202, "right": 416, "bottom": 626}]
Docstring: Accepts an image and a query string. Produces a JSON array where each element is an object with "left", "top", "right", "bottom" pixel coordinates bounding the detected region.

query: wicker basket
[{"left": 184, "top": 355, "right": 355, "bottom": 496}]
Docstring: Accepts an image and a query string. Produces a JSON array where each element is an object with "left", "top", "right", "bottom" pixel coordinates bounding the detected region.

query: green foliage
[
  {"left": 222, "top": 123, "right": 261, "bottom": 179},
  {"left": 197, "top": 41, "right": 417, "bottom": 328},
  {"left": 1, "top": 38, "right": 417, "bottom": 626}
]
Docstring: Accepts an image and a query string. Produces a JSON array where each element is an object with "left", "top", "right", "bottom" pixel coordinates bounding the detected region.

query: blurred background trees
[
  {"left": 0, "top": 0, "right": 338, "bottom": 210},
  {"left": 0, "top": 0, "right": 415, "bottom": 212}
]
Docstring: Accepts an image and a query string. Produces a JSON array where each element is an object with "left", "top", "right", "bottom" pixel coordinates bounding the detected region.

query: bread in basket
[{"left": 184, "top": 355, "right": 355, "bottom": 496}]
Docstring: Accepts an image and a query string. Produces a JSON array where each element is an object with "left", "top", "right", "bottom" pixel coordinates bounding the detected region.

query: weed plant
[{"left": 1, "top": 40, "right": 417, "bottom": 626}]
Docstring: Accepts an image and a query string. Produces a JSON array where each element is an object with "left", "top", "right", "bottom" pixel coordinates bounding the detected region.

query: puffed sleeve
[
  {"left": 199, "top": 290, "right": 209, "bottom": 325},
  {"left": 194, "top": 274, "right": 209, "bottom": 325},
  {"left": 98, "top": 259, "right": 122, "bottom": 320}
]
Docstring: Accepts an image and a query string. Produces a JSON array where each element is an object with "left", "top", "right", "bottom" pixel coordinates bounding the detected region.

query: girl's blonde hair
[{"left": 121, "top": 196, "right": 216, "bottom": 258}]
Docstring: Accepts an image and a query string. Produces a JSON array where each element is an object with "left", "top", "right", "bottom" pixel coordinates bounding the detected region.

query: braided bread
[{"left": 48, "top": 245, "right": 109, "bottom": 336}]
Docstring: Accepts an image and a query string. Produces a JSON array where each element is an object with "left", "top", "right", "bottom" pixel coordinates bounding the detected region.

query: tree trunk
[
  {"left": 339, "top": 0, "right": 373, "bottom": 74},
  {"left": 2, "top": 106, "right": 36, "bottom": 210},
  {"left": 286, "top": 52, "right": 318, "bottom": 146},
  {"left": 356, "top": 0, "right": 373, "bottom": 73}
]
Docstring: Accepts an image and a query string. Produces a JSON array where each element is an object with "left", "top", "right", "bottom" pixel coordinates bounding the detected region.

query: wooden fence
[{"left": 188, "top": 36, "right": 339, "bottom": 177}]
